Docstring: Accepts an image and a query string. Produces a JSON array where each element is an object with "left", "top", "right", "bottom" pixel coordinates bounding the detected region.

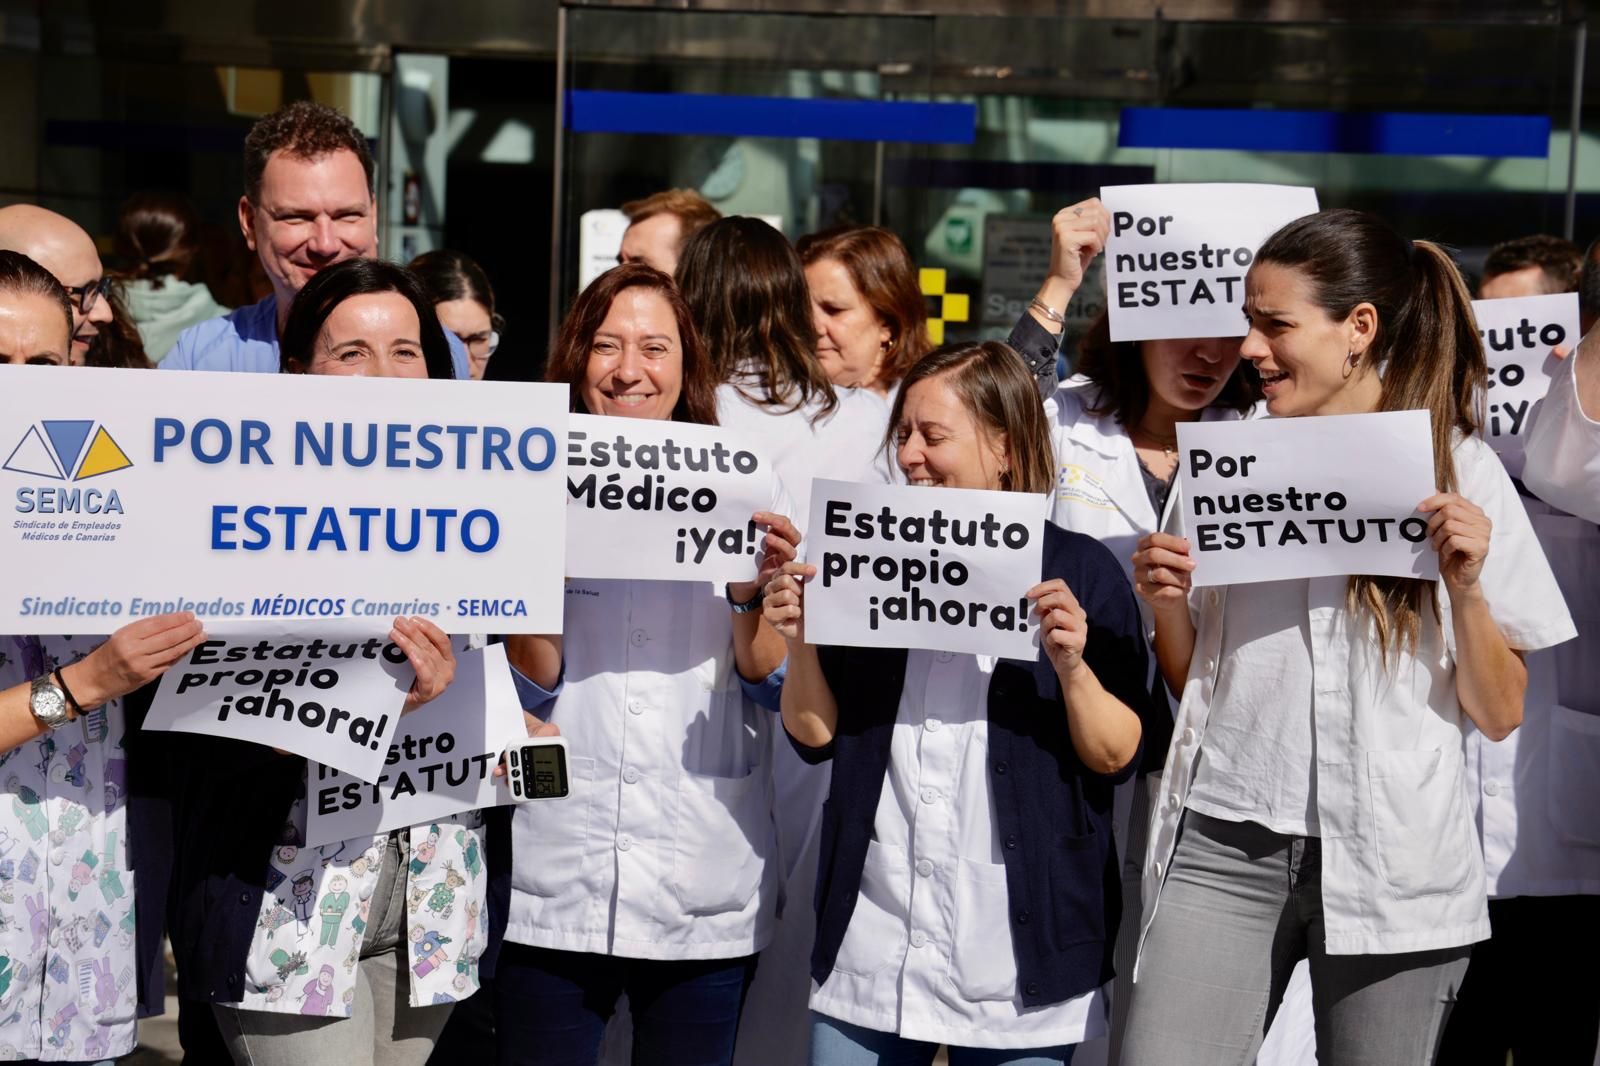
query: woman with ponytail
[{"left": 1119, "top": 209, "right": 1576, "bottom": 1064}]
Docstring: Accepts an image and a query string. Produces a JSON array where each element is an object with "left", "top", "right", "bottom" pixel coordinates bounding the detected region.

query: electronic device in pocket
[{"left": 504, "top": 736, "right": 571, "bottom": 801}]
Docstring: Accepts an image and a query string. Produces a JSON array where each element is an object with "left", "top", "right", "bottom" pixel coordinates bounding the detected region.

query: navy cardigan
[{"left": 790, "top": 522, "right": 1155, "bottom": 1010}]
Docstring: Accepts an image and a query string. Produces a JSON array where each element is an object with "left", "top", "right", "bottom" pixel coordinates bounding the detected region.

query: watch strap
[{"left": 52, "top": 667, "right": 82, "bottom": 717}]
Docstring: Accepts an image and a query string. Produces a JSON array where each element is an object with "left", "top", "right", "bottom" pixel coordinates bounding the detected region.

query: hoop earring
[{"left": 1342, "top": 349, "right": 1359, "bottom": 380}]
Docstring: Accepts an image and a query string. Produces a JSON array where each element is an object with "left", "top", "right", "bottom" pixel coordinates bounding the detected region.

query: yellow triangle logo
[{"left": 75, "top": 426, "right": 133, "bottom": 480}]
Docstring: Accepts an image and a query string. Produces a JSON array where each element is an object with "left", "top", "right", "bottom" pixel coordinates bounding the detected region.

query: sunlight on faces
[
  {"left": 1478, "top": 266, "right": 1548, "bottom": 300},
  {"left": 18, "top": 226, "right": 110, "bottom": 361},
  {"left": 895, "top": 374, "right": 1010, "bottom": 491},
  {"left": 580, "top": 287, "right": 683, "bottom": 422},
  {"left": 1140, "top": 335, "right": 1242, "bottom": 414},
  {"left": 435, "top": 297, "right": 494, "bottom": 379},
  {"left": 306, "top": 292, "right": 428, "bottom": 379},
  {"left": 1241, "top": 261, "right": 1379, "bottom": 418},
  {"left": 0, "top": 292, "right": 71, "bottom": 366},
  {"left": 618, "top": 214, "right": 683, "bottom": 275},
  {"left": 241, "top": 150, "right": 378, "bottom": 307},
  {"left": 806, "top": 256, "right": 891, "bottom": 389}
]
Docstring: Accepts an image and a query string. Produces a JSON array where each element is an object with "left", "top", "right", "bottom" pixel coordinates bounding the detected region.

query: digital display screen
[{"left": 518, "top": 744, "right": 568, "bottom": 799}]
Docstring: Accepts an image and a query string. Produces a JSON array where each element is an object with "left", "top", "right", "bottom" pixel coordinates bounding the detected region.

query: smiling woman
[
  {"left": 543, "top": 261, "right": 718, "bottom": 424},
  {"left": 278, "top": 257, "right": 455, "bottom": 380}
]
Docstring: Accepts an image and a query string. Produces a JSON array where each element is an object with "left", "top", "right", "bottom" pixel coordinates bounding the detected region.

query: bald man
[{"left": 0, "top": 204, "right": 113, "bottom": 364}]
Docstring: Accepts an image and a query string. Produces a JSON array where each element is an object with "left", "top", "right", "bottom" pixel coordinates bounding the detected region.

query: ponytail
[{"left": 1254, "top": 210, "right": 1487, "bottom": 656}]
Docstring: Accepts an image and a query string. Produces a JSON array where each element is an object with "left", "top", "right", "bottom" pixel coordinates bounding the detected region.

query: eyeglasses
[
  {"left": 63, "top": 277, "right": 112, "bottom": 317},
  {"left": 461, "top": 330, "right": 501, "bottom": 358}
]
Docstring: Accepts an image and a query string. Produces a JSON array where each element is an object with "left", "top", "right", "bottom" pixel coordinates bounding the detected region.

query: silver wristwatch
[{"left": 29, "top": 674, "right": 73, "bottom": 731}]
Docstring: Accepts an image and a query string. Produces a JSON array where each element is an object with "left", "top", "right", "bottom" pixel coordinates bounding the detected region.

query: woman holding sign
[
  {"left": 1122, "top": 209, "right": 1577, "bottom": 1064},
  {"left": 166, "top": 259, "right": 499, "bottom": 1066},
  {"left": 496, "top": 262, "right": 789, "bottom": 1066},
  {"left": 0, "top": 250, "right": 208, "bottom": 1061},
  {"left": 760, "top": 340, "right": 1156, "bottom": 1066}
]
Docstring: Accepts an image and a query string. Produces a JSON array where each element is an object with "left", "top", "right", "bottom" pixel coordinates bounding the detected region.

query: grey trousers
[
  {"left": 214, "top": 832, "right": 455, "bottom": 1066},
  {"left": 1119, "top": 811, "right": 1469, "bottom": 1066}
]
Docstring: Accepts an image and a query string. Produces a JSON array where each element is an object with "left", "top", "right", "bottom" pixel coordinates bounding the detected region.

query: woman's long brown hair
[{"left": 1253, "top": 209, "right": 1485, "bottom": 656}]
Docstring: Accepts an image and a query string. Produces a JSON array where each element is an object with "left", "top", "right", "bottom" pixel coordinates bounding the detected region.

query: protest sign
[
  {"left": 307, "top": 643, "right": 524, "bottom": 846},
  {"left": 803, "top": 479, "right": 1045, "bottom": 659},
  {"left": 145, "top": 625, "right": 418, "bottom": 780},
  {"left": 1472, "top": 292, "right": 1578, "bottom": 477},
  {"left": 0, "top": 365, "right": 568, "bottom": 633},
  {"left": 564, "top": 414, "right": 776, "bottom": 582},
  {"left": 1177, "top": 411, "right": 1439, "bottom": 587},
  {"left": 1101, "top": 183, "right": 1319, "bottom": 342}
]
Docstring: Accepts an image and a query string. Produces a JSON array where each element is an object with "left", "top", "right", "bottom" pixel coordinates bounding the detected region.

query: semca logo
[
  {"left": 4, "top": 420, "right": 132, "bottom": 481},
  {"left": 5, "top": 420, "right": 133, "bottom": 516}
]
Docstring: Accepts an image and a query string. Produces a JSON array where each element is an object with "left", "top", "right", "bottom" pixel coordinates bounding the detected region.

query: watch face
[{"left": 32, "top": 681, "right": 66, "bottom": 723}]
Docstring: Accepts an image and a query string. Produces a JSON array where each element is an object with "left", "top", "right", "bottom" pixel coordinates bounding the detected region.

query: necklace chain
[{"left": 1133, "top": 424, "right": 1178, "bottom": 456}]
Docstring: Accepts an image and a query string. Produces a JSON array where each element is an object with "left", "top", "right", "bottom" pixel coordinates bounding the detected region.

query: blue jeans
[
  {"left": 493, "top": 944, "right": 758, "bottom": 1066},
  {"left": 810, "top": 1014, "right": 1076, "bottom": 1066}
]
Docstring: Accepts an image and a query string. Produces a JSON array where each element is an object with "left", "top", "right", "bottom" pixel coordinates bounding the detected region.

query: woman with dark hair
[
  {"left": 280, "top": 257, "right": 455, "bottom": 379},
  {"left": 757, "top": 340, "right": 1155, "bottom": 1065},
  {"left": 114, "top": 191, "right": 229, "bottom": 362},
  {"left": 495, "top": 262, "right": 788, "bottom": 1066},
  {"left": 410, "top": 249, "right": 501, "bottom": 380},
  {"left": 1122, "top": 209, "right": 1575, "bottom": 1063},
  {"left": 677, "top": 216, "right": 890, "bottom": 530},
  {"left": 166, "top": 256, "right": 475, "bottom": 1066},
  {"left": 676, "top": 218, "right": 897, "bottom": 1065},
  {"left": 797, "top": 225, "right": 929, "bottom": 399}
]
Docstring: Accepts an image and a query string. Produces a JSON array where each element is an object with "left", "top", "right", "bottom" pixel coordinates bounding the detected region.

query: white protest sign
[
  {"left": 306, "top": 642, "right": 524, "bottom": 846},
  {"left": 564, "top": 414, "right": 775, "bottom": 582},
  {"left": 1177, "top": 411, "right": 1439, "bottom": 587},
  {"left": 145, "top": 625, "right": 415, "bottom": 780},
  {"left": 1472, "top": 292, "right": 1578, "bottom": 477},
  {"left": 0, "top": 366, "right": 568, "bottom": 633},
  {"left": 803, "top": 479, "right": 1044, "bottom": 659},
  {"left": 1102, "top": 183, "right": 1319, "bottom": 342}
]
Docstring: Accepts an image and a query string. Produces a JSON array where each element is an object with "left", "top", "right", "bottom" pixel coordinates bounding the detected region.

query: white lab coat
[
  {"left": 1524, "top": 348, "right": 1600, "bottom": 523},
  {"left": 1137, "top": 434, "right": 1575, "bottom": 974},
  {"left": 1044, "top": 379, "right": 1259, "bottom": 1066},
  {"left": 506, "top": 577, "right": 780, "bottom": 960},
  {"left": 712, "top": 377, "right": 892, "bottom": 1066}
]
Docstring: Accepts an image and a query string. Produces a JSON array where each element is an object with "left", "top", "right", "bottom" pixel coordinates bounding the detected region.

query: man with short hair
[
  {"left": 618, "top": 188, "right": 721, "bottom": 275},
  {"left": 164, "top": 100, "right": 469, "bottom": 378},
  {"left": 1478, "top": 233, "right": 1581, "bottom": 300},
  {"left": 0, "top": 204, "right": 116, "bottom": 363}
]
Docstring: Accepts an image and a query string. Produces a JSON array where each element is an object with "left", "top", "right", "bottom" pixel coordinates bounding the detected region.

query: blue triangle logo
[{"left": 41, "top": 420, "right": 93, "bottom": 479}]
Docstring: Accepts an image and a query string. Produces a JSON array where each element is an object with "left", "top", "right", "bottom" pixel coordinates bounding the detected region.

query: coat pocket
[
  {"left": 1548, "top": 705, "right": 1600, "bottom": 847},
  {"left": 1367, "top": 749, "right": 1474, "bottom": 899},
  {"left": 669, "top": 766, "right": 774, "bottom": 916},
  {"left": 511, "top": 755, "right": 595, "bottom": 898},
  {"left": 831, "top": 839, "right": 909, "bottom": 978},
  {"left": 947, "top": 858, "right": 1020, "bottom": 1002}
]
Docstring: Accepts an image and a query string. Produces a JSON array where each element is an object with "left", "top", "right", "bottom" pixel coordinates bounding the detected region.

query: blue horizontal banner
[
  {"left": 566, "top": 90, "right": 976, "bottom": 144},
  {"left": 1118, "top": 107, "right": 1550, "bottom": 158}
]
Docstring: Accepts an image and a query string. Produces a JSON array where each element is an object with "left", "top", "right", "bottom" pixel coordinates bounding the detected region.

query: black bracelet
[{"left": 53, "top": 667, "right": 83, "bottom": 718}]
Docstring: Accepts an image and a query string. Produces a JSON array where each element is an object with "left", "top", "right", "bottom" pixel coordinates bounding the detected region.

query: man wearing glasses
[{"left": 0, "top": 204, "right": 115, "bottom": 364}]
